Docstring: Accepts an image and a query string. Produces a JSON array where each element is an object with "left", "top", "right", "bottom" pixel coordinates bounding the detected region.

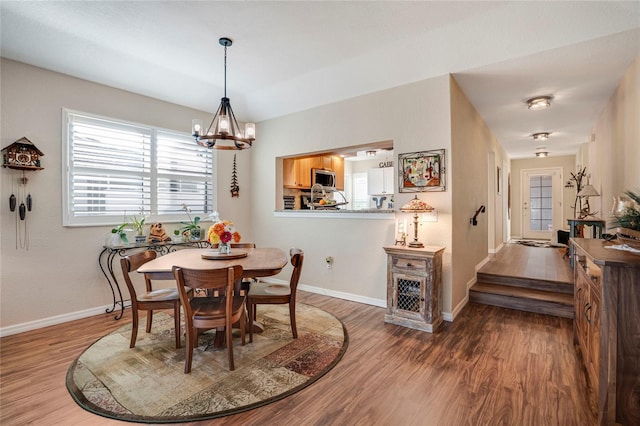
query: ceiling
[{"left": 1, "top": 1, "right": 638, "bottom": 159}]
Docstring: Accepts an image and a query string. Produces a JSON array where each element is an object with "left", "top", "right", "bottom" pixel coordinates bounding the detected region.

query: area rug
[
  {"left": 510, "top": 239, "right": 567, "bottom": 248},
  {"left": 66, "top": 303, "right": 348, "bottom": 423}
]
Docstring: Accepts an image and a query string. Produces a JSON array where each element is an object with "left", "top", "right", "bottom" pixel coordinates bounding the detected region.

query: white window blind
[{"left": 63, "top": 110, "right": 214, "bottom": 226}]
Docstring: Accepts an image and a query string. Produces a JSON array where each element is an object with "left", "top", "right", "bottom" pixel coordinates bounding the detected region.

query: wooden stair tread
[
  {"left": 476, "top": 272, "right": 573, "bottom": 293},
  {"left": 471, "top": 282, "right": 573, "bottom": 305}
]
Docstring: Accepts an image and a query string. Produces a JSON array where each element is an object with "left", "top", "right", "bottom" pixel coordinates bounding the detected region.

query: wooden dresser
[
  {"left": 383, "top": 245, "right": 445, "bottom": 333},
  {"left": 571, "top": 238, "right": 640, "bottom": 425}
]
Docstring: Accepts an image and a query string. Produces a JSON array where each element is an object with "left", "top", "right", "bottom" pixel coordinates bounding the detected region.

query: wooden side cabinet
[
  {"left": 571, "top": 238, "right": 640, "bottom": 425},
  {"left": 383, "top": 245, "right": 445, "bottom": 333}
]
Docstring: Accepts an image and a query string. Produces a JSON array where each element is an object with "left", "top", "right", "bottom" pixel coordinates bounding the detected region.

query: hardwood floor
[
  {"left": 1, "top": 291, "right": 595, "bottom": 425},
  {"left": 479, "top": 243, "right": 573, "bottom": 283},
  {"left": 471, "top": 243, "right": 575, "bottom": 318}
]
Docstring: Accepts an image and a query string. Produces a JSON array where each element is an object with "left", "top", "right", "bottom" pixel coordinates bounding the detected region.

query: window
[
  {"left": 63, "top": 110, "right": 215, "bottom": 226},
  {"left": 528, "top": 175, "right": 553, "bottom": 231},
  {"left": 352, "top": 172, "right": 369, "bottom": 210}
]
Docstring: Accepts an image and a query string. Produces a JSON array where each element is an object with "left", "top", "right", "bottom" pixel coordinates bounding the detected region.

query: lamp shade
[
  {"left": 578, "top": 184, "right": 600, "bottom": 197},
  {"left": 400, "top": 195, "right": 434, "bottom": 213}
]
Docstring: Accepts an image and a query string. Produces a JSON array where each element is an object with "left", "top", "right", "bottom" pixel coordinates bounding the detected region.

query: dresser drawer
[{"left": 392, "top": 256, "right": 427, "bottom": 273}]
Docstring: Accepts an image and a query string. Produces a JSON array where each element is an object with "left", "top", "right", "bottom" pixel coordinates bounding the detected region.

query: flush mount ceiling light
[
  {"left": 192, "top": 37, "right": 255, "bottom": 150},
  {"left": 366, "top": 150, "right": 377, "bottom": 157},
  {"left": 531, "top": 132, "right": 550, "bottom": 141},
  {"left": 535, "top": 151, "right": 549, "bottom": 158},
  {"left": 526, "top": 96, "right": 552, "bottom": 110}
]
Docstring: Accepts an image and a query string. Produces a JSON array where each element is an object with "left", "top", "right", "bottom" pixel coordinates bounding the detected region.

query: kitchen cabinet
[
  {"left": 332, "top": 156, "right": 344, "bottom": 190},
  {"left": 383, "top": 245, "right": 445, "bottom": 333},
  {"left": 368, "top": 167, "right": 394, "bottom": 195},
  {"left": 571, "top": 238, "right": 640, "bottom": 425},
  {"left": 283, "top": 155, "right": 344, "bottom": 190},
  {"left": 283, "top": 157, "right": 313, "bottom": 189}
]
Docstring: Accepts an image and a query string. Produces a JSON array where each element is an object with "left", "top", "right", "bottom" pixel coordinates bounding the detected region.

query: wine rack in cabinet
[{"left": 383, "top": 245, "right": 445, "bottom": 333}]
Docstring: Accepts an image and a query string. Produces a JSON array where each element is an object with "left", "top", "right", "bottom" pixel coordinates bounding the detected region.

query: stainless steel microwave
[{"left": 311, "top": 168, "right": 336, "bottom": 189}]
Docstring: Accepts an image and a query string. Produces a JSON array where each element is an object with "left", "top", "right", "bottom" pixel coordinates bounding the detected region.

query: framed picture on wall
[{"left": 398, "top": 149, "right": 446, "bottom": 192}]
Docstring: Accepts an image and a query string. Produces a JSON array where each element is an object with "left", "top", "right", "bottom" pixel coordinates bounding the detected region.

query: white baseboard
[
  {"left": 475, "top": 255, "right": 491, "bottom": 273},
  {"left": 0, "top": 301, "right": 131, "bottom": 338},
  {"left": 263, "top": 277, "right": 454, "bottom": 322}
]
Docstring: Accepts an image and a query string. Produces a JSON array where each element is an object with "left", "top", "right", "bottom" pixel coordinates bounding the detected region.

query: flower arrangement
[{"left": 207, "top": 219, "right": 241, "bottom": 245}]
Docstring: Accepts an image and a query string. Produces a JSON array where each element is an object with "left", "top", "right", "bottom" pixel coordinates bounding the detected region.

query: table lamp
[
  {"left": 577, "top": 184, "right": 600, "bottom": 218},
  {"left": 400, "top": 195, "right": 434, "bottom": 248}
]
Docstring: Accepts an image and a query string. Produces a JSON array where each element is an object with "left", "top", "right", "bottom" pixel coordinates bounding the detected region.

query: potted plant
[
  {"left": 110, "top": 223, "right": 129, "bottom": 246},
  {"left": 130, "top": 213, "right": 147, "bottom": 244},
  {"left": 180, "top": 205, "right": 203, "bottom": 241},
  {"left": 611, "top": 189, "right": 640, "bottom": 247},
  {"left": 172, "top": 228, "right": 183, "bottom": 243}
]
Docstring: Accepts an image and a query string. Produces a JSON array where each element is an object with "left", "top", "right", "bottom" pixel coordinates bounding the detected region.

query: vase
[
  {"left": 218, "top": 242, "right": 231, "bottom": 254},
  {"left": 189, "top": 228, "right": 201, "bottom": 241}
]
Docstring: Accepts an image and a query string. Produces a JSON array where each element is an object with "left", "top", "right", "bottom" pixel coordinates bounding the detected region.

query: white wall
[
  {"left": 449, "top": 76, "right": 507, "bottom": 313},
  {"left": 0, "top": 59, "right": 253, "bottom": 330},
  {"left": 588, "top": 55, "right": 640, "bottom": 224},
  {"left": 251, "top": 76, "right": 455, "bottom": 313}
]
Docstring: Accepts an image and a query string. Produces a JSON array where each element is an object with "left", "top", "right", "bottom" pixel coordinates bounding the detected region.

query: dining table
[
  {"left": 137, "top": 247, "right": 288, "bottom": 281},
  {"left": 137, "top": 247, "right": 289, "bottom": 348}
]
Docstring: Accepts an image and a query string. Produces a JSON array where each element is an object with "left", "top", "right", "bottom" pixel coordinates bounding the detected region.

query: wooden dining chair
[
  {"left": 120, "top": 250, "right": 182, "bottom": 349},
  {"left": 210, "top": 242, "right": 257, "bottom": 293},
  {"left": 173, "top": 265, "right": 246, "bottom": 373},
  {"left": 247, "top": 248, "right": 304, "bottom": 343}
]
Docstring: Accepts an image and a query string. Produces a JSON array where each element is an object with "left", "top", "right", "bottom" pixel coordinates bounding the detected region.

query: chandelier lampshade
[{"left": 192, "top": 37, "right": 255, "bottom": 150}]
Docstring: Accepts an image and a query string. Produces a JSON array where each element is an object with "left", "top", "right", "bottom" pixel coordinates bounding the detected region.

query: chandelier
[{"left": 192, "top": 37, "right": 255, "bottom": 150}]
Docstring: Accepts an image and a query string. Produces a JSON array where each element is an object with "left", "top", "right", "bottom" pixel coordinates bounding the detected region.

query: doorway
[{"left": 521, "top": 168, "right": 562, "bottom": 240}]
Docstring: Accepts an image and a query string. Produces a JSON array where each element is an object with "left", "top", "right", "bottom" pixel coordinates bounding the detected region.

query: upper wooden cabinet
[
  {"left": 283, "top": 155, "right": 344, "bottom": 190},
  {"left": 332, "top": 156, "right": 344, "bottom": 190}
]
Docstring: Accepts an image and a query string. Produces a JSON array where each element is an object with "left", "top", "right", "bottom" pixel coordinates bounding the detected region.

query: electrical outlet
[{"left": 325, "top": 256, "right": 333, "bottom": 269}]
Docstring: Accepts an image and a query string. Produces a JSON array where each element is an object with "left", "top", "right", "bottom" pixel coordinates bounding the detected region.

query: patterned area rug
[
  {"left": 66, "top": 303, "right": 348, "bottom": 423},
  {"left": 510, "top": 239, "right": 567, "bottom": 248}
]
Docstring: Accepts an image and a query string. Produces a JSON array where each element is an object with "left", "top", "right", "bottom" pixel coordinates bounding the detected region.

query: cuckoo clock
[{"left": 2, "top": 137, "right": 45, "bottom": 170}]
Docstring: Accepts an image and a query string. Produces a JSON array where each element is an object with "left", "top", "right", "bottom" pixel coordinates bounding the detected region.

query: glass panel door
[{"left": 522, "top": 168, "right": 562, "bottom": 240}]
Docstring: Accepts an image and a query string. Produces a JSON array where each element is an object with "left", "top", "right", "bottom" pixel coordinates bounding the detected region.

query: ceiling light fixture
[
  {"left": 535, "top": 151, "right": 548, "bottom": 158},
  {"left": 532, "top": 132, "right": 550, "bottom": 141},
  {"left": 366, "top": 150, "right": 377, "bottom": 157},
  {"left": 527, "top": 96, "right": 552, "bottom": 110},
  {"left": 191, "top": 37, "right": 255, "bottom": 150}
]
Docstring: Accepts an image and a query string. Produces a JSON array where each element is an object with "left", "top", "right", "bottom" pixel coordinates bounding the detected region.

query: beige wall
[
  {"left": 588, "top": 55, "right": 640, "bottom": 224},
  {"left": 252, "top": 76, "right": 456, "bottom": 314},
  {"left": 510, "top": 155, "right": 576, "bottom": 238},
  {"left": 449, "top": 76, "right": 507, "bottom": 312},
  {"left": 0, "top": 59, "right": 253, "bottom": 329}
]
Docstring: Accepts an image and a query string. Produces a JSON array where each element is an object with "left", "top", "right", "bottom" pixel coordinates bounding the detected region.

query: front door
[{"left": 522, "top": 168, "right": 562, "bottom": 240}]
